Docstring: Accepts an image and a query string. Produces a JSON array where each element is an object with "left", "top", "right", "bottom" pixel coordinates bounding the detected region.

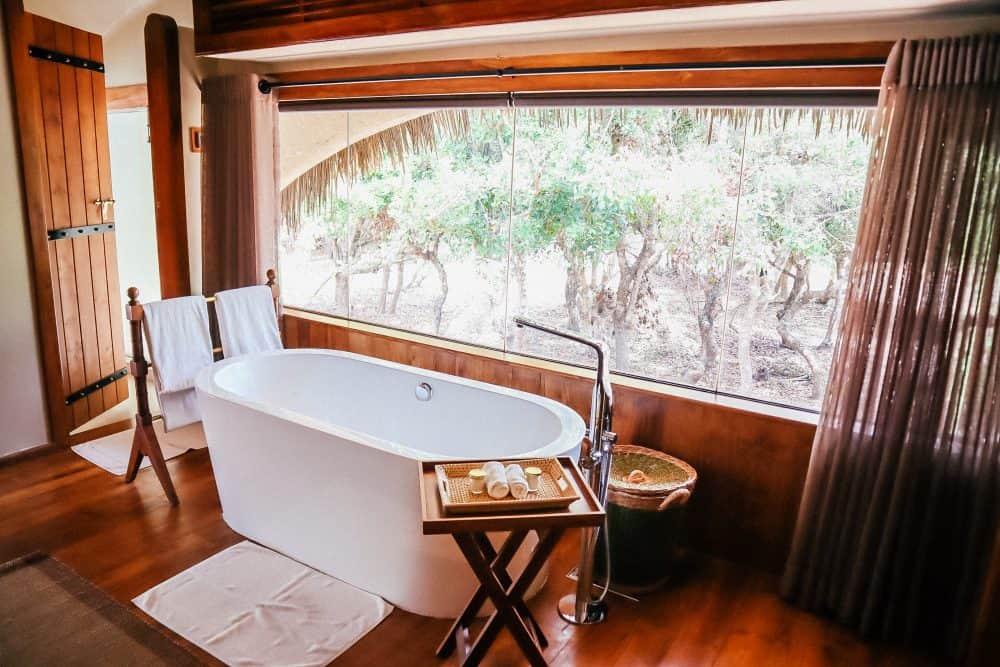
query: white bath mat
[
  {"left": 71, "top": 421, "right": 207, "bottom": 476},
  {"left": 133, "top": 541, "right": 393, "bottom": 667}
]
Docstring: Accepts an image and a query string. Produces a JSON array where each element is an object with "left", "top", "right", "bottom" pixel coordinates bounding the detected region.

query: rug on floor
[
  {"left": 0, "top": 552, "right": 201, "bottom": 666},
  {"left": 133, "top": 540, "right": 393, "bottom": 667},
  {"left": 71, "top": 421, "right": 207, "bottom": 476}
]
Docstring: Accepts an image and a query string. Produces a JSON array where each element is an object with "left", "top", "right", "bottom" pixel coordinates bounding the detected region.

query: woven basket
[{"left": 608, "top": 444, "right": 697, "bottom": 512}]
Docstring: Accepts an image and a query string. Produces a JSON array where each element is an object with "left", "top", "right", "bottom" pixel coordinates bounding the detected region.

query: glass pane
[
  {"left": 508, "top": 108, "right": 745, "bottom": 390},
  {"left": 718, "top": 114, "right": 871, "bottom": 409},
  {"left": 346, "top": 109, "right": 512, "bottom": 348},
  {"left": 278, "top": 110, "right": 350, "bottom": 316}
]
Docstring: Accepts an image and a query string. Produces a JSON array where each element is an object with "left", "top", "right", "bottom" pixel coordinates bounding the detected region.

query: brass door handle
[{"left": 94, "top": 198, "right": 116, "bottom": 221}]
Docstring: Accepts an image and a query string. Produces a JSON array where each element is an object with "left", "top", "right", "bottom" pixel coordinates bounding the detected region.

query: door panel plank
[
  {"left": 75, "top": 29, "right": 117, "bottom": 411},
  {"left": 88, "top": 33, "right": 129, "bottom": 404},
  {"left": 55, "top": 23, "right": 104, "bottom": 419},
  {"left": 34, "top": 17, "right": 87, "bottom": 428},
  {"left": 29, "top": 16, "right": 71, "bottom": 430}
]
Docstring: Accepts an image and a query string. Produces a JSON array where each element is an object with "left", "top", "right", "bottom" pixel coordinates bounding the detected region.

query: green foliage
[{"left": 291, "top": 107, "right": 869, "bottom": 375}]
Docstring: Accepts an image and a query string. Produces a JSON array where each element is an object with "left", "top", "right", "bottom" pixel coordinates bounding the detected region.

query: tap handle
[{"left": 577, "top": 436, "right": 595, "bottom": 468}]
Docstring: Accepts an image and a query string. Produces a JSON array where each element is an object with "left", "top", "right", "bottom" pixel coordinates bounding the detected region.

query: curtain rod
[
  {"left": 258, "top": 57, "right": 886, "bottom": 94},
  {"left": 518, "top": 90, "right": 879, "bottom": 107},
  {"left": 278, "top": 89, "right": 879, "bottom": 111}
]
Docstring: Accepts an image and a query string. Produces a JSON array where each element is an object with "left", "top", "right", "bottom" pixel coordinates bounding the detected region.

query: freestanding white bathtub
[{"left": 196, "top": 348, "right": 585, "bottom": 618}]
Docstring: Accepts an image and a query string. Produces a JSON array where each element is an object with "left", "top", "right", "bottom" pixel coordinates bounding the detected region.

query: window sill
[{"left": 284, "top": 308, "right": 821, "bottom": 428}]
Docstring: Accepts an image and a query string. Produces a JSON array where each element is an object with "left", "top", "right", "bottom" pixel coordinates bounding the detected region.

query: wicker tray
[{"left": 435, "top": 458, "right": 580, "bottom": 515}]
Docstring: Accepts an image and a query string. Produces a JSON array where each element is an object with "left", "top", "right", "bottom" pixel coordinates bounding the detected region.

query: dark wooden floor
[{"left": 0, "top": 447, "right": 940, "bottom": 666}]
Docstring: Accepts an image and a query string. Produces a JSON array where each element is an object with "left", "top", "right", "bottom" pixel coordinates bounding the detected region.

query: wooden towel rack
[{"left": 124, "top": 270, "right": 281, "bottom": 505}]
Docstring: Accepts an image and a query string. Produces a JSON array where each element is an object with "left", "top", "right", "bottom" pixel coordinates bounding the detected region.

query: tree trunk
[
  {"left": 311, "top": 239, "right": 350, "bottom": 310},
  {"left": 821, "top": 295, "right": 841, "bottom": 349},
  {"left": 425, "top": 249, "right": 448, "bottom": 335},
  {"left": 777, "top": 319, "right": 822, "bottom": 398},
  {"left": 389, "top": 260, "right": 404, "bottom": 315},
  {"left": 676, "top": 242, "right": 725, "bottom": 385},
  {"left": 609, "top": 216, "right": 661, "bottom": 372},
  {"left": 508, "top": 255, "right": 528, "bottom": 348},
  {"left": 776, "top": 258, "right": 823, "bottom": 398},
  {"left": 774, "top": 255, "right": 795, "bottom": 301},
  {"left": 820, "top": 255, "right": 846, "bottom": 348},
  {"left": 378, "top": 264, "right": 391, "bottom": 313},
  {"left": 564, "top": 255, "right": 584, "bottom": 331},
  {"left": 614, "top": 328, "right": 630, "bottom": 371},
  {"left": 611, "top": 248, "right": 643, "bottom": 372},
  {"left": 334, "top": 271, "right": 349, "bottom": 312},
  {"left": 696, "top": 280, "right": 724, "bottom": 382},
  {"left": 734, "top": 269, "right": 765, "bottom": 391}
]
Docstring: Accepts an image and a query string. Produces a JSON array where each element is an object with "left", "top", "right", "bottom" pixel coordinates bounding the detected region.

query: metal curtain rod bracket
[{"left": 257, "top": 56, "right": 887, "bottom": 94}]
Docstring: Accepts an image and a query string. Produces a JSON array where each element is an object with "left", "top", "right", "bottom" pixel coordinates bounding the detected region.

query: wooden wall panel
[{"left": 283, "top": 312, "right": 814, "bottom": 571}]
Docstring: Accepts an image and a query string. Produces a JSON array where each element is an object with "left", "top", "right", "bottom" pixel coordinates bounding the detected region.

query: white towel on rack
[
  {"left": 214, "top": 285, "right": 283, "bottom": 358},
  {"left": 142, "top": 296, "right": 213, "bottom": 431},
  {"left": 156, "top": 389, "right": 202, "bottom": 432}
]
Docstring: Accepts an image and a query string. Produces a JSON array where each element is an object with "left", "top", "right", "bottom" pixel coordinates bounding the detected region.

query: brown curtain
[
  {"left": 201, "top": 73, "right": 278, "bottom": 294},
  {"left": 781, "top": 34, "right": 1000, "bottom": 657}
]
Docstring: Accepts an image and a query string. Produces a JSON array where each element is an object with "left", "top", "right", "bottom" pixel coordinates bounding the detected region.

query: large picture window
[{"left": 279, "top": 103, "right": 872, "bottom": 411}]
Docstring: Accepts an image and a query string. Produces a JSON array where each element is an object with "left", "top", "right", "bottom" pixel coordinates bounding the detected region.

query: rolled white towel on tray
[
  {"left": 505, "top": 464, "right": 529, "bottom": 499},
  {"left": 482, "top": 461, "right": 509, "bottom": 499}
]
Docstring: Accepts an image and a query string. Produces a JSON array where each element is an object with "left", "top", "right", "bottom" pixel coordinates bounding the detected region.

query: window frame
[{"left": 272, "top": 54, "right": 891, "bottom": 414}]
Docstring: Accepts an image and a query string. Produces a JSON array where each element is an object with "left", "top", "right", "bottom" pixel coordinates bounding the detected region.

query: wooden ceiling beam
[
  {"left": 106, "top": 84, "right": 148, "bottom": 111},
  {"left": 193, "top": 0, "right": 773, "bottom": 56}
]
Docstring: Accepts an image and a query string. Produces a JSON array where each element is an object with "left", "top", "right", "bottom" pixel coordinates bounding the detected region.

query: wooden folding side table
[{"left": 419, "top": 457, "right": 605, "bottom": 667}]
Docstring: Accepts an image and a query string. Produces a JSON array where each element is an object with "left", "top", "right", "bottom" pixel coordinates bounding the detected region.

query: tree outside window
[{"left": 278, "top": 106, "right": 872, "bottom": 410}]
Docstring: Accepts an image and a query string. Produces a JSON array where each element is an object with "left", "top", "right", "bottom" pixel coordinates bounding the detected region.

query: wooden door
[{"left": 4, "top": 2, "right": 129, "bottom": 444}]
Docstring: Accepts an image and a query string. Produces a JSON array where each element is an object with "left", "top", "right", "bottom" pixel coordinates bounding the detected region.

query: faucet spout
[
  {"left": 513, "top": 316, "right": 613, "bottom": 445},
  {"left": 512, "top": 315, "right": 616, "bottom": 625}
]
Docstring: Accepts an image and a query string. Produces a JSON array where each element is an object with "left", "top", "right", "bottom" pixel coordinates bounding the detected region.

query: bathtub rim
[{"left": 196, "top": 348, "right": 586, "bottom": 461}]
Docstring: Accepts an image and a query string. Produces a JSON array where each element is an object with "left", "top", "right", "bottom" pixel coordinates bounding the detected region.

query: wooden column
[{"left": 144, "top": 13, "right": 190, "bottom": 298}]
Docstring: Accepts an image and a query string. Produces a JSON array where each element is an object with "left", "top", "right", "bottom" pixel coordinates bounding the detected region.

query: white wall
[
  {"left": 0, "top": 10, "right": 50, "bottom": 456},
  {"left": 104, "top": 0, "right": 203, "bottom": 293},
  {"left": 179, "top": 27, "right": 203, "bottom": 294},
  {"left": 103, "top": 0, "right": 193, "bottom": 87},
  {"left": 108, "top": 109, "right": 160, "bottom": 308}
]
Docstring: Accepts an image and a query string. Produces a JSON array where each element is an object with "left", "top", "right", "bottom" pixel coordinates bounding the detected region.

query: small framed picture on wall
[{"left": 189, "top": 127, "right": 203, "bottom": 152}]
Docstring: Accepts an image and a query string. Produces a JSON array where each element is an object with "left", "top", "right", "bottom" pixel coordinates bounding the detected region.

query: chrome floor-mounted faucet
[{"left": 513, "top": 316, "right": 616, "bottom": 625}]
